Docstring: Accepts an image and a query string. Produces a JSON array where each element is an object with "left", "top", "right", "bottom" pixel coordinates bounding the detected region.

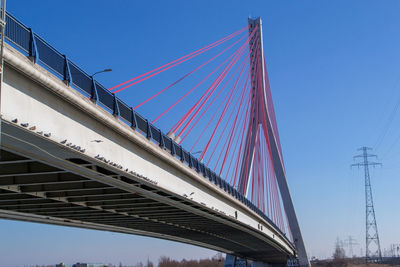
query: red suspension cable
[
  {"left": 227, "top": 94, "right": 251, "bottom": 185},
  {"left": 181, "top": 40, "right": 258, "bottom": 147},
  {"left": 188, "top": 68, "right": 243, "bottom": 153},
  {"left": 204, "top": 69, "right": 249, "bottom": 166},
  {"left": 232, "top": 93, "right": 252, "bottom": 187},
  {"left": 172, "top": 26, "right": 258, "bottom": 135},
  {"left": 172, "top": 35, "right": 252, "bottom": 136},
  {"left": 133, "top": 34, "right": 248, "bottom": 110},
  {"left": 218, "top": 72, "right": 251, "bottom": 175},
  {"left": 199, "top": 31, "right": 259, "bottom": 162},
  {"left": 179, "top": 65, "right": 249, "bottom": 144},
  {"left": 109, "top": 26, "right": 248, "bottom": 92},
  {"left": 200, "top": 59, "right": 248, "bottom": 162},
  {"left": 214, "top": 71, "right": 250, "bottom": 171},
  {"left": 152, "top": 42, "right": 245, "bottom": 124}
]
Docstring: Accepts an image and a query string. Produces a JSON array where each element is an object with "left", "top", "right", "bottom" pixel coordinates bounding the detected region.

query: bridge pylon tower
[{"left": 236, "top": 17, "right": 309, "bottom": 266}]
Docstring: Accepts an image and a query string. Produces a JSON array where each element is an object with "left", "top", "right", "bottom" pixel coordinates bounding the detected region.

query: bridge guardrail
[{"left": 2, "top": 11, "right": 292, "bottom": 245}]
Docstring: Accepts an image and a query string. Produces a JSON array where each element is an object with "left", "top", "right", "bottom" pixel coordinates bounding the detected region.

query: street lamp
[
  {"left": 90, "top": 69, "right": 112, "bottom": 103},
  {"left": 91, "top": 68, "right": 112, "bottom": 77}
]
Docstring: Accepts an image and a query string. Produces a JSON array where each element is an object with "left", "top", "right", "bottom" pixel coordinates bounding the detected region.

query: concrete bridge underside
[
  {"left": 0, "top": 44, "right": 295, "bottom": 265},
  {"left": 0, "top": 142, "right": 285, "bottom": 264}
]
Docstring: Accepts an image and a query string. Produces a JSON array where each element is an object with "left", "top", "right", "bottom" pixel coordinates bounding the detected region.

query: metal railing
[{"left": 2, "top": 11, "right": 291, "bottom": 243}]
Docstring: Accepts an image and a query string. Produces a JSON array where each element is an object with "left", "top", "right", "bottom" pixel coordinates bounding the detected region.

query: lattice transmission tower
[
  {"left": 351, "top": 147, "right": 382, "bottom": 263},
  {"left": 344, "top": 235, "right": 358, "bottom": 257}
]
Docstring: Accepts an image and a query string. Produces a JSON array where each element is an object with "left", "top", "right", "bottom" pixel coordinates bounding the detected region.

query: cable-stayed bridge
[{"left": 0, "top": 12, "right": 308, "bottom": 267}]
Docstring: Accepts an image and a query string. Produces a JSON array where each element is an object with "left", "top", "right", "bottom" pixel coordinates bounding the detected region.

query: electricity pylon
[
  {"left": 351, "top": 147, "right": 382, "bottom": 263},
  {"left": 344, "top": 236, "right": 358, "bottom": 257}
]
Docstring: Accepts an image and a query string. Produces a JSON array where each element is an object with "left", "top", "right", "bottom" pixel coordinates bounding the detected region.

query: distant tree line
[
  {"left": 157, "top": 253, "right": 224, "bottom": 267},
  {"left": 129, "top": 253, "right": 224, "bottom": 267},
  {"left": 41, "top": 253, "right": 225, "bottom": 267}
]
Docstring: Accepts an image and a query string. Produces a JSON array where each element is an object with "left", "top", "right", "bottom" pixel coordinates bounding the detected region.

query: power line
[
  {"left": 374, "top": 98, "right": 400, "bottom": 151},
  {"left": 380, "top": 131, "right": 400, "bottom": 160},
  {"left": 373, "top": 76, "right": 400, "bottom": 152}
]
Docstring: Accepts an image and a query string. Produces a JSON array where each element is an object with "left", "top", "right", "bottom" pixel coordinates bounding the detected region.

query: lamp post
[
  {"left": 91, "top": 68, "right": 112, "bottom": 77},
  {"left": 90, "top": 69, "right": 112, "bottom": 104}
]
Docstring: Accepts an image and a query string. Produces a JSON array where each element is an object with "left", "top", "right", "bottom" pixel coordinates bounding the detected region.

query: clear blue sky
[{"left": 1, "top": 0, "right": 400, "bottom": 265}]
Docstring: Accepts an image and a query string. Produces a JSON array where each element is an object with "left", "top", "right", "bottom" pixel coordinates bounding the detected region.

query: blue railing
[{"left": 3, "top": 11, "right": 291, "bottom": 243}]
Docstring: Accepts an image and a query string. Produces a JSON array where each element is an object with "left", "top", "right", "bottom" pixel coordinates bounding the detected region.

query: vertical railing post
[
  {"left": 200, "top": 164, "right": 206, "bottom": 177},
  {"left": 194, "top": 159, "right": 200, "bottom": 173},
  {"left": 63, "top": 55, "right": 72, "bottom": 86},
  {"left": 90, "top": 78, "right": 98, "bottom": 103},
  {"left": 188, "top": 154, "right": 193, "bottom": 168},
  {"left": 130, "top": 108, "right": 137, "bottom": 130},
  {"left": 159, "top": 130, "right": 165, "bottom": 148},
  {"left": 112, "top": 94, "right": 120, "bottom": 117},
  {"left": 171, "top": 140, "right": 176, "bottom": 156},
  {"left": 28, "top": 28, "right": 38, "bottom": 63},
  {"left": 180, "top": 146, "right": 184, "bottom": 162},
  {"left": 146, "top": 120, "right": 152, "bottom": 140}
]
